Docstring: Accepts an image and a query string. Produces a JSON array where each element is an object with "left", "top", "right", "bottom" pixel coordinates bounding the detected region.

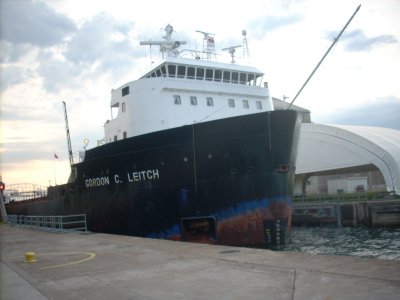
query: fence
[
  {"left": 293, "top": 192, "right": 368, "bottom": 203},
  {"left": 7, "top": 214, "right": 87, "bottom": 232}
]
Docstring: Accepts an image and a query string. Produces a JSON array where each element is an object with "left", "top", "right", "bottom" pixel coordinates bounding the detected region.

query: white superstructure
[{"left": 104, "top": 25, "right": 273, "bottom": 143}]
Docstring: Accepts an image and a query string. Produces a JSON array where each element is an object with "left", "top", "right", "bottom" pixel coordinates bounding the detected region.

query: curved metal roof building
[{"left": 295, "top": 123, "right": 400, "bottom": 195}]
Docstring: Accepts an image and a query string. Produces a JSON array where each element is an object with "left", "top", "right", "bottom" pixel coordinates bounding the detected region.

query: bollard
[{"left": 24, "top": 252, "right": 37, "bottom": 263}]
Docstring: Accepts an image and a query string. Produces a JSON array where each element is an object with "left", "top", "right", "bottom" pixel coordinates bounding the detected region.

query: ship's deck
[{"left": 1, "top": 224, "right": 399, "bottom": 300}]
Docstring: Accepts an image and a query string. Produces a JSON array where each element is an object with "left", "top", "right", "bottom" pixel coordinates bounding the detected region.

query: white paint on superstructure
[{"left": 103, "top": 25, "right": 274, "bottom": 143}]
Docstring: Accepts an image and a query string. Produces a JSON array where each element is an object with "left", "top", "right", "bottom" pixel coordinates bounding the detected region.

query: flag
[{"left": 54, "top": 153, "right": 59, "bottom": 159}]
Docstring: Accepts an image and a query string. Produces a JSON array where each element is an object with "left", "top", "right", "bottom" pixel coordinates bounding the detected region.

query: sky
[{"left": 0, "top": 0, "right": 399, "bottom": 188}]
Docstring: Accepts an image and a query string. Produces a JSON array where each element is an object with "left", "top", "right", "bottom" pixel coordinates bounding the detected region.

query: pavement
[{"left": 1, "top": 224, "right": 399, "bottom": 300}]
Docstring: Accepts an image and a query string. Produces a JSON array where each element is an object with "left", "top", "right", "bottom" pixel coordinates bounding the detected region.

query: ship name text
[
  {"left": 85, "top": 169, "right": 160, "bottom": 188},
  {"left": 127, "top": 169, "right": 160, "bottom": 182},
  {"left": 85, "top": 176, "right": 110, "bottom": 188}
]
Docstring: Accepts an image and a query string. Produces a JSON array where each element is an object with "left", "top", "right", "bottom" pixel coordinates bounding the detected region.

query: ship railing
[{"left": 7, "top": 214, "right": 87, "bottom": 233}]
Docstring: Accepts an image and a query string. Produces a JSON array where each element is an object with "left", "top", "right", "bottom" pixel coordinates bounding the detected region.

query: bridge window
[
  {"left": 122, "top": 86, "right": 129, "bottom": 97},
  {"left": 223, "top": 71, "right": 230, "bottom": 83},
  {"left": 248, "top": 74, "right": 255, "bottom": 85},
  {"left": 207, "top": 97, "right": 214, "bottom": 106},
  {"left": 160, "top": 65, "right": 166, "bottom": 76},
  {"left": 114, "top": 135, "right": 118, "bottom": 141},
  {"left": 187, "top": 67, "right": 195, "bottom": 79},
  {"left": 123, "top": 131, "right": 127, "bottom": 139},
  {"left": 168, "top": 65, "right": 176, "bottom": 77},
  {"left": 196, "top": 68, "right": 204, "bottom": 80},
  {"left": 228, "top": 98, "right": 235, "bottom": 108},
  {"left": 177, "top": 65, "right": 186, "bottom": 78},
  {"left": 242, "top": 100, "right": 249, "bottom": 109},
  {"left": 156, "top": 69, "right": 162, "bottom": 77},
  {"left": 215, "top": 70, "right": 222, "bottom": 82},
  {"left": 232, "top": 72, "right": 238, "bottom": 84},
  {"left": 256, "top": 101, "right": 262, "bottom": 110},
  {"left": 239, "top": 73, "right": 246, "bottom": 84},
  {"left": 205, "top": 69, "right": 213, "bottom": 81}
]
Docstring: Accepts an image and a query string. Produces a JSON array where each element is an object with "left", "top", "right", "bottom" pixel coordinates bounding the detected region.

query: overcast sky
[{"left": 1, "top": 0, "right": 399, "bottom": 187}]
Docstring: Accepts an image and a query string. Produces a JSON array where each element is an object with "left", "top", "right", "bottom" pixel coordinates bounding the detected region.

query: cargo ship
[{"left": 6, "top": 25, "right": 301, "bottom": 248}]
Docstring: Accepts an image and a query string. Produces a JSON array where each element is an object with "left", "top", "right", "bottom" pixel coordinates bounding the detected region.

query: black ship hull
[{"left": 7, "top": 110, "right": 301, "bottom": 248}]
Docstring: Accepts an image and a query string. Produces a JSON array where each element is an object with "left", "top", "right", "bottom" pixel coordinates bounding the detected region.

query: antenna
[
  {"left": 222, "top": 45, "right": 242, "bottom": 63},
  {"left": 287, "top": 4, "right": 361, "bottom": 109},
  {"left": 242, "top": 30, "right": 249, "bottom": 59},
  {"left": 196, "top": 30, "right": 216, "bottom": 60},
  {"left": 140, "top": 24, "right": 187, "bottom": 59}
]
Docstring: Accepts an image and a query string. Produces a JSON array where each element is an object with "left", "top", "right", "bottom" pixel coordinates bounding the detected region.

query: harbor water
[{"left": 285, "top": 226, "right": 400, "bottom": 260}]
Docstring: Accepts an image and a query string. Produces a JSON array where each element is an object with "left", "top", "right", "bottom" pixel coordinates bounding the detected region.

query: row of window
[
  {"left": 173, "top": 95, "right": 263, "bottom": 110},
  {"left": 112, "top": 131, "right": 127, "bottom": 142},
  {"left": 145, "top": 63, "right": 263, "bottom": 86},
  {"left": 119, "top": 95, "right": 262, "bottom": 113}
]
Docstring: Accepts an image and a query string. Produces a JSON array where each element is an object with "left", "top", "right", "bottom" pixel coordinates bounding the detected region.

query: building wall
[{"left": 303, "top": 167, "right": 386, "bottom": 195}]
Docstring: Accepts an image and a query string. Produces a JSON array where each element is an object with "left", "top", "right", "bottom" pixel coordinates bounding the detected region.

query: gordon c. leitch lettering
[
  {"left": 127, "top": 169, "right": 160, "bottom": 182},
  {"left": 85, "top": 176, "right": 110, "bottom": 187}
]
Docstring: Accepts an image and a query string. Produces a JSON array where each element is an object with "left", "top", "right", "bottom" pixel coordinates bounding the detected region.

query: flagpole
[{"left": 53, "top": 152, "right": 57, "bottom": 185}]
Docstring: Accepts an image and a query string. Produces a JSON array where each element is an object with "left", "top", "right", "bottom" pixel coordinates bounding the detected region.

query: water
[{"left": 284, "top": 226, "right": 400, "bottom": 260}]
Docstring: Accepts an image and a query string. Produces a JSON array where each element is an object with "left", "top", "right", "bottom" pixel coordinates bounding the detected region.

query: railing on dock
[
  {"left": 293, "top": 191, "right": 397, "bottom": 203},
  {"left": 292, "top": 199, "right": 400, "bottom": 228},
  {"left": 7, "top": 214, "right": 87, "bottom": 233},
  {"left": 293, "top": 192, "right": 368, "bottom": 203}
]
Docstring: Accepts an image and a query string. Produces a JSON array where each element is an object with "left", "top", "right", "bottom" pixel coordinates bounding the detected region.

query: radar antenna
[
  {"left": 222, "top": 45, "right": 242, "bottom": 64},
  {"left": 196, "top": 30, "right": 216, "bottom": 60},
  {"left": 140, "top": 24, "right": 187, "bottom": 59}
]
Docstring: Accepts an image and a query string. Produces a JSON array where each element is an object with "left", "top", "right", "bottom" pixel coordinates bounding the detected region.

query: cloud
[
  {"left": 328, "top": 29, "right": 398, "bottom": 51},
  {"left": 36, "top": 52, "right": 82, "bottom": 93},
  {"left": 248, "top": 14, "right": 302, "bottom": 39},
  {"left": 65, "top": 13, "right": 137, "bottom": 69},
  {"left": 1, "top": 5, "right": 141, "bottom": 93},
  {"left": 33, "top": 12, "right": 140, "bottom": 93},
  {"left": 0, "top": 41, "right": 34, "bottom": 63},
  {"left": 0, "top": 66, "right": 26, "bottom": 90},
  {"left": 0, "top": 142, "right": 53, "bottom": 165},
  {"left": 316, "top": 96, "right": 400, "bottom": 130},
  {"left": 0, "top": 0, "right": 76, "bottom": 47}
]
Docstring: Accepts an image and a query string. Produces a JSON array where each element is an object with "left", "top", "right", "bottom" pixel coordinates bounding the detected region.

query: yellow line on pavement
[{"left": 40, "top": 252, "right": 96, "bottom": 270}]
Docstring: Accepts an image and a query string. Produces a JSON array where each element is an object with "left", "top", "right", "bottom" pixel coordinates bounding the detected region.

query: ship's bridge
[
  {"left": 104, "top": 57, "right": 273, "bottom": 144},
  {"left": 140, "top": 57, "right": 265, "bottom": 87}
]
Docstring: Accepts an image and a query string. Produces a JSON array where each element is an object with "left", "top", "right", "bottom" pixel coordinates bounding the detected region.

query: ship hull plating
[{"left": 7, "top": 110, "right": 300, "bottom": 248}]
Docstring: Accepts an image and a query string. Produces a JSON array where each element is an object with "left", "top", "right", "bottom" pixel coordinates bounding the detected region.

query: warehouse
[
  {"left": 272, "top": 97, "right": 400, "bottom": 196},
  {"left": 294, "top": 123, "right": 400, "bottom": 196}
]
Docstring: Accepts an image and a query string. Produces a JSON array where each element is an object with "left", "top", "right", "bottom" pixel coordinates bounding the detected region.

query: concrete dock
[{"left": 1, "top": 224, "right": 399, "bottom": 300}]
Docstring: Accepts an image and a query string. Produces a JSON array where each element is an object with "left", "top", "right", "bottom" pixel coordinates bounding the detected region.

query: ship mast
[
  {"left": 140, "top": 24, "right": 187, "bottom": 59},
  {"left": 195, "top": 30, "right": 216, "bottom": 60},
  {"left": 242, "top": 30, "right": 249, "bottom": 60},
  {"left": 63, "top": 101, "right": 74, "bottom": 166},
  {"left": 287, "top": 4, "right": 361, "bottom": 109}
]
